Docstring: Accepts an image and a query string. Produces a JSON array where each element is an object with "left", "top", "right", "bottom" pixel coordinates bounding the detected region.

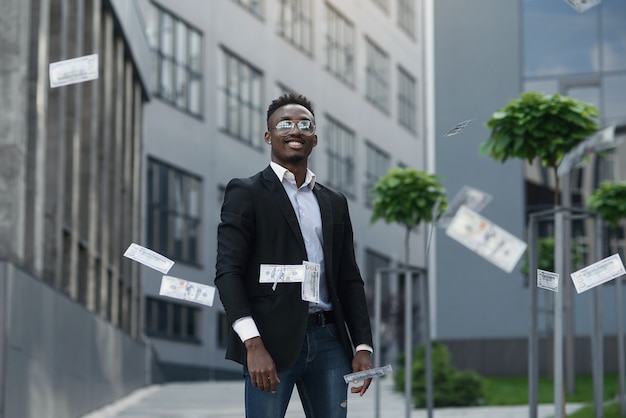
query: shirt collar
[{"left": 270, "top": 161, "right": 316, "bottom": 189}]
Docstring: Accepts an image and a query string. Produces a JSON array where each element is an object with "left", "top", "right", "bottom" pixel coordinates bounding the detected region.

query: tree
[
  {"left": 370, "top": 167, "right": 447, "bottom": 265},
  {"left": 587, "top": 181, "right": 626, "bottom": 230},
  {"left": 481, "top": 92, "right": 600, "bottom": 405},
  {"left": 480, "top": 92, "right": 599, "bottom": 205}
]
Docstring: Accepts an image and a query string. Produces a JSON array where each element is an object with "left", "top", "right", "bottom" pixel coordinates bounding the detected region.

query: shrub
[{"left": 394, "top": 341, "right": 485, "bottom": 408}]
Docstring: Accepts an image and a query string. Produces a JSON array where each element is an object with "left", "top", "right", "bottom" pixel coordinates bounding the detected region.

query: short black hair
[{"left": 266, "top": 93, "right": 315, "bottom": 127}]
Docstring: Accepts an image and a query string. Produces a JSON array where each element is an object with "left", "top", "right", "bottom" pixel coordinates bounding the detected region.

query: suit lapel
[{"left": 261, "top": 166, "right": 307, "bottom": 255}]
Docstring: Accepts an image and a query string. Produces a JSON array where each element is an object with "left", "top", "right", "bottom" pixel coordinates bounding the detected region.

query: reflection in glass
[
  {"left": 564, "top": 85, "right": 600, "bottom": 111},
  {"left": 523, "top": 79, "right": 559, "bottom": 95},
  {"left": 604, "top": 74, "right": 626, "bottom": 126},
  {"left": 523, "top": 0, "right": 599, "bottom": 76},
  {"left": 602, "top": 0, "right": 626, "bottom": 72}
]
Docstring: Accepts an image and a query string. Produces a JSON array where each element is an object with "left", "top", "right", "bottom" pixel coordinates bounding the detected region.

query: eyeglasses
[{"left": 274, "top": 120, "right": 316, "bottom": 136}]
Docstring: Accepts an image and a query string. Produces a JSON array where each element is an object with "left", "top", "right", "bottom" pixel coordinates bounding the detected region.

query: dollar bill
[
  {"left": 537, "top": 269, "right": 559, "bottom": 292},
  {"left": 259, "top": 264, "right": 305, "bottom": 283},
  {"left": 302, "top": 261, "right": 320, "bottom": 303},
  {"left": 571, "top": 253, "right": 625, "bottom": 294},
  {"left": 443, "top": 119, "right": 475, "bottom": 137},
  {"left": 49, "top": 53, "right": 99, "bottom": 88},
  {"left": 438, "top": 186, "right": 492, "bottom": 228},
  {"left": 563, "top": 0, "right": 601, "bottom": 13},
  {"left": 123, "top": 243, "right": 174, "bottom": 274},
  {"left": 159, "top": 276, "right": 215, "bottom": 307},
  {"left": 343, "top": 365, "right": 393, "bottom": 384},
  {"left": 445, "top": 205, "right": 527, "bottom": 274}
]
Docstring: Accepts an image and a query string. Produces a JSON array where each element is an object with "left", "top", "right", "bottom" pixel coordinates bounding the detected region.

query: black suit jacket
[{"left": 215, "top": 166, "right": 373, "bottom": 370}]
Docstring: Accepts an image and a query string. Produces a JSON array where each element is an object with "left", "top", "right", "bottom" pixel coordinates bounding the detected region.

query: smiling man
[{"left": 215, "top": 93, "right": 374, "bottom": 418}]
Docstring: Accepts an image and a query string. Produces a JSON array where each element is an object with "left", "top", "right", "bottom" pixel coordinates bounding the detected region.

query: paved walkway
[{"left": 81, "top": 377, "right": 584, "bottom": 418}]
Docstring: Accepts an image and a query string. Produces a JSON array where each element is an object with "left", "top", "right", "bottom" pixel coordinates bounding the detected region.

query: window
[
  {"left": 147, "top": 158, "right": 202, "bottom": 265},
  {"left": 325, "top": 5, "right": 355, "bottom": 86},
  {"left": 371, "top": 0, "right": 389, "bottom": 13},
  {"left": 232, "top": 0, "right": 263, "bottom": 17},
  {"left": 145, "top": 3, "right": 203, "bottom": 116},
  {"left": 219, "top": 47, "right": 264, "bottom": 148},
  {"left": 365, "top": 38, "right": 390, "bottom": 113},
  {"left": 278, "top": 0, "right": 313, "bottom": 55},
  {"left": 523, "top": 0, "right": 600, "bottom": 77},
  {"left": 595, "top": 152, "right": 617, "bottom": 184},
  {"left": 145, "top": 297, "right": 201, "bottom": 342},
  {"left": 398, "top": 66, "right": 417, "bottom": 133},
  {"left": 397, "top": 0, "right": 415, "bottom": 37},
  {"left": 364, "top": 142, "right": 390, "bottom": 206},
  {"left": 276, "top": 82, "right": 298, "bottom": 97},
  {"left": 601, "top": 0, "right": 626, "bottom": 72},
  {"left": 604, "top": 75, "right": 626, "bottom": 127},
  {"left": 325, "top": 115, "right": 356, "bottom": 197}
]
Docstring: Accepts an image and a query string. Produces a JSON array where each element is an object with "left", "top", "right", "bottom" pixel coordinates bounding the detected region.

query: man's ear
[
  {"left": 312, "top": 134, "right": 318, "bottom": 148},
  {"left": 264, "top": 131, "right": 272, "bottom": 144}
]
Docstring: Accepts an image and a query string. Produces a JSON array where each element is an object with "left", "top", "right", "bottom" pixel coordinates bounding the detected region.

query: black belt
[{"left": 308, "top": 311, "right": 334, "bottom": 327}]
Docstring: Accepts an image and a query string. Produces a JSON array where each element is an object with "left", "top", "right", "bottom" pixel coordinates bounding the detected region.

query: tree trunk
[
  {"left": 404, "top": 227, "right": 411, "bottom": 266},
  {"left": 553, "top": 166, "right": 560, "bottom": 206}
]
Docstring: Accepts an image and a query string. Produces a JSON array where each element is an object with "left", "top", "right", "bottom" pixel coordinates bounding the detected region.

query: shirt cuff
[
  {"left": 355, "top": 344, "right": 373, "bottom": 353},
  {"left": 232, "top": 316, "right": 260, "bottom": 342}
]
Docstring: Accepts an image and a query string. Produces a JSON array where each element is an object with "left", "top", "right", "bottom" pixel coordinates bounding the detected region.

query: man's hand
[
  {"left": 245, "top": 337, "right": 280, "bottom": 393},
  {"left": 350, "top": 350, "right": 373, "bottom": 396}
]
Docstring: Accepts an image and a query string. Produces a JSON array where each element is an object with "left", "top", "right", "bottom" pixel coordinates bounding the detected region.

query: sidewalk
[{"left": 81, "top": 377, "right": 584, "bottom": 418}]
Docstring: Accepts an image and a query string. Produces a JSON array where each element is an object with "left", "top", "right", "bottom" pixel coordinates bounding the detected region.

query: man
[{"left": 215, "top": 93, "right": 374, "bottom": 417}]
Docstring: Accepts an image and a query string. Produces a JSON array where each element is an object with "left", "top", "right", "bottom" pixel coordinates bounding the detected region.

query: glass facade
[
  {"left": 522, "top": 0, "right": 626, "bottom": 270},
  {"left": 523, "top": 0, "right": 626, "bottom": 128}
]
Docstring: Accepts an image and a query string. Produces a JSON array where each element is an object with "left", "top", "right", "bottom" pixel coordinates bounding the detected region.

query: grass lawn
[
  {"left": 484, "top": 373, "right": 626, "bottom": 417},
  {"left": 483, "top": 373, "right": 619, "bottom": 405},
  {"left": 568, "top": 401, "right": 626, "bottom": 418}
]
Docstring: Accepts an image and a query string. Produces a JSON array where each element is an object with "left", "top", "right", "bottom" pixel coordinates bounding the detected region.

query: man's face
[{"left": 265, "top": 104, "right": 317, "bottom": 166}]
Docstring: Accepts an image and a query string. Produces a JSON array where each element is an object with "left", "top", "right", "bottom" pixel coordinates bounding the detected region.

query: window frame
[
  {"left": 324, "top": 114, "right": 356, "bottom": 198},
  {"left": 218, "top": 46, "right": 265, "bottom": 149},
  {"left": 397, "top": 65, "right": 417, "bottom": 133},
  {"left": 147, "top": 157, "right": 203, "bottom": 266},
  {"left": 148, "top": 2, "right": 204, "bottom": 117},
  {"left": 371, "top": 0, "right": 390, "bottom": 13},
  {"left": 232, "top": 0, "right": 264, "bottom": 18},
  {"left": 325, "top": 4, "right": 355, "bottom": 87},
  {"left": 277, "top": 0, "right": 314, "bottom": 55},
  {"left": 145, "top": 296, "right": 202, "bottom": 343},
  {"left": 364, "top": 141, "right": 391, "bottom": 207},
  {"left": 397, "top": 0, "right": 416, "bottom": 38},
  {"left": 365, "top": 37, "right": 390, "bottom": 114}
]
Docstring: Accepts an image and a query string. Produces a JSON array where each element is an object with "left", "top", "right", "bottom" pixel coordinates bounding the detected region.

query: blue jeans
[{"left": 244, "top": 323, "right": 352, "bottom": 418}]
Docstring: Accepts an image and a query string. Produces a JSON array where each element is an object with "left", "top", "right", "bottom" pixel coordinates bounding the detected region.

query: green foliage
[
  {"left": 394, "top": 341, "right": 485, "bottom": 408},
  {"left": 481, "top": 92, "right": 600, "bottom": 168},
  {"left": 520, "top": 236, "right": 585, "bottom": 278},
  {"left": 370, "top": 167, "right": 447, "bottom": 230},
  {"left": 586, "top": 181, "right": 626, "bottom": 228}
]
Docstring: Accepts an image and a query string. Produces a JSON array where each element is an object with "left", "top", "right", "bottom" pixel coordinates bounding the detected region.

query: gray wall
[
  {"left": 0, "top": 262, "right": 147, "bottom": 418},
  {"left": 433, "top": 0, "right": 527, "bottom": 345},
  {"left": 443, "top": 335, "right": 626, "bottom": 377}
]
